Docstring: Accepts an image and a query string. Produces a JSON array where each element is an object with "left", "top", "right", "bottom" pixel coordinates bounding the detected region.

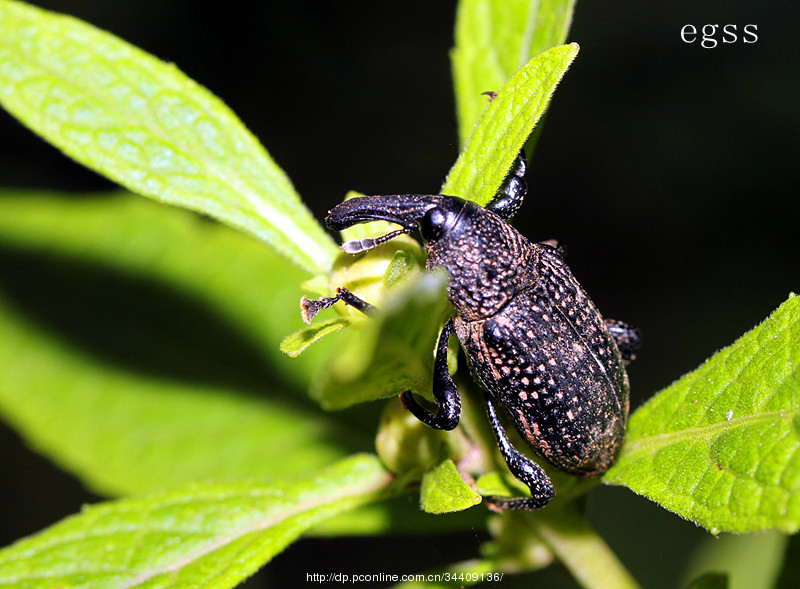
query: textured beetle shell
[
  {"left": 425, "top": 202, "right": 530, "bottom": 321},
  {"left": 427, "top": 202, "right": 629, "bottom": 475}
]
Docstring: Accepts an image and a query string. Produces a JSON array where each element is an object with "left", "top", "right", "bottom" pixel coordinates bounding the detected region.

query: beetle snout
[{"left": 326, "top": 195, "right": 444, "bottom": 231}]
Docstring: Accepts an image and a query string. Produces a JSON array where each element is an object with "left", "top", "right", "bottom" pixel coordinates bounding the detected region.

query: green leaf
[
  {"left": 474, "top": 471, "right": 526, "bottom": 498},
  {"left": 0, "top": 191, "right": 369, "bottom": 496},
  {"left": 605, "top": 294, "right": 800, "bottom": 534},
  {"left": 280, "top": 316, "right": 353, "bottom": 358},
  {"left": 0, "top": 191, "right": 330, "bottom": 388},
  {"left": 311, "top": 495, "right": 488, "bottom": 537},
  {"left": 0, "top": 289, "right": 367, "bottom": 496},
  {"left": 312, "top": 271, "right": 450, "bottom": 410},
  {"left": 420, "top": 459, "right": 482, "bottom": 514},
  {"left": 0, "top": 0, "right": 336, "bottom": 275},
  {"left": 0, "top": 454, "right": 391, "bottom": 589},
  {"left": 452, "top": 0, "right": 577, "bottom": 146},
  {"left": 375, "top": 397, "right": 452, "bottom": 476},
  {"left": 442, "top": 43, "right": 579, "bottom": 206}
]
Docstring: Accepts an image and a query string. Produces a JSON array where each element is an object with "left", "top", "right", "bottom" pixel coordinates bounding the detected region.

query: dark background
[{"left": 1, "top": 1, "right": 798, "bottom": 587}]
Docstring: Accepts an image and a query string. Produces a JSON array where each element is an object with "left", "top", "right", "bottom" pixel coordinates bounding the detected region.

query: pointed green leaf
[
  {"left": 605, "top": 294, "right": 800, "bottom": 534},
  {"left": 0, "top": 0, "right": 336, "bottom": 274},
  {"left": 452, "top": 0, "right": 577, "bottom": 145},
  {"left": 280, "top": 316, "right": 353, "bottom": 357},
  {"left": 443, "top": 43, "right": 579, "bottom": 206},
  {"left": 312, "top": 272, "right": 450, "bottom": 410},
  {"left": 0, "top": 191, "right": 329, "bottom": 389},
  {"left": 0, "top": 455, "right": 391, "bottom": 589},
  {"left": 0, "top": 289, "right": 366, "bottom": 496},
  {"left": 420, "top": 459, "right": 482, "bottom": 514},
  {"left": 0, "top": 191, "right": 367, "bottom": 496}
]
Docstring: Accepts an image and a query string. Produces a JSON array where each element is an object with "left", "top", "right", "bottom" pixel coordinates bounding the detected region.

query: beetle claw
[{"left": 484, "top": 494, "right": 552, "bottom": 511}]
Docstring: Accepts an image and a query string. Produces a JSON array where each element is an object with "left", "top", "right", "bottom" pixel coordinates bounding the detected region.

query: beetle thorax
[{"left": 425, "top": 203, "right": 533, "bottom": 321}]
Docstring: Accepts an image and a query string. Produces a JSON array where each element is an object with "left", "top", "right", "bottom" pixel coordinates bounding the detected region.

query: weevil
[{"left": 302, "top": 149, "right": 640, "bottom": 510}]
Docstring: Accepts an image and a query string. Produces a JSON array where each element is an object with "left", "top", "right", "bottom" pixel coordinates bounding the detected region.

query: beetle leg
[
  {"left": 301, "top": 287, "right": 376, "bottom": 324},
  {"left": 483, "top": 393, "right": 555, "bottom": 510},
  {"left": 400, "top": 318, "right": 461, "bottom": 430},
  {"left": 605, "top": 319, "right": 642, "bottom": 363},
  {"left": 486, "top": 147, "right": 527, "bottom": 221}
]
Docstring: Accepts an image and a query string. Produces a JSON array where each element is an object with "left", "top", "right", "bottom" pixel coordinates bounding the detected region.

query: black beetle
[{"left": 302, "top": 149, "right": 640, "bottom": 510}]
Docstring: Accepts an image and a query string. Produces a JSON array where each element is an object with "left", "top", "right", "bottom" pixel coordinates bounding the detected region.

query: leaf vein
[{"left": 624, "top": 408, "right": 799, "bottom": 458}]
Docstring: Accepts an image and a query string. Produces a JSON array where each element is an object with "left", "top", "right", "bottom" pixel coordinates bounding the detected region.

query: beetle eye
[{"left": 421, "top": 207, "right": 447, "bottom": 241}]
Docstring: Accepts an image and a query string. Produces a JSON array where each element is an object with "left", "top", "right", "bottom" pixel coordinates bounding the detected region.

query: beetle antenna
[
  {"left": 340, "top": 228, "right": 410, "bottom": 254},
  {"left": 301, "top": 287, "right": 376, "bottom": 323}
]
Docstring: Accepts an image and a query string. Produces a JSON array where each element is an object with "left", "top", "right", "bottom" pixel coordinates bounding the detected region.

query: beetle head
[{"left": 327, "top": 195, "right": 467, "bottom": 254}]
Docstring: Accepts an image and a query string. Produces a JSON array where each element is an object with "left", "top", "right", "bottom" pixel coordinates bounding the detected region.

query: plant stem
[{"left": 532, "top": 509, "right": 642, "bottom": 589}]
